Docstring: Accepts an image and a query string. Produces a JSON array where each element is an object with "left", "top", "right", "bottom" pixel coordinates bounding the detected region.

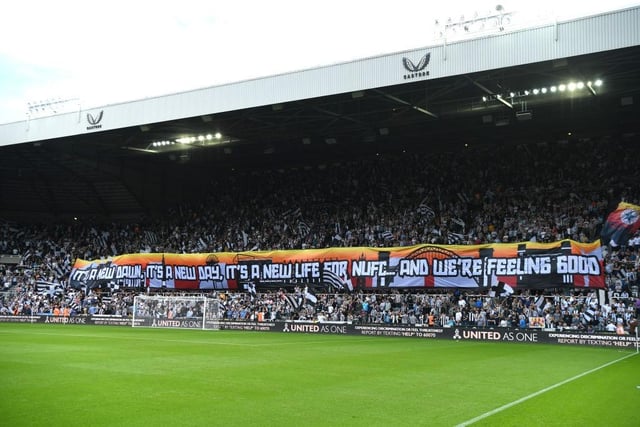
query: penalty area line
[{"left": 455, "top": 351, "right": 637, "bottom": 427}]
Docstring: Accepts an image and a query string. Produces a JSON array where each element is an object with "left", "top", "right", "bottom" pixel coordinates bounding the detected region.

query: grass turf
[{"left": 0, "top": 323, "right": 637, "bottom": 427}]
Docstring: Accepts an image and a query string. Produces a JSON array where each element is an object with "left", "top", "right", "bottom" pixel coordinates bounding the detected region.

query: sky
[{"left": 0, "top": 0, "right": 638, "bottom": 124}]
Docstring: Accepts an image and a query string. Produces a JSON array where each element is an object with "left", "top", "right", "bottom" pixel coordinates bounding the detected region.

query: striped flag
[
  {"left": 583, "top": 307, "right": 597, "bottom": 324},
  {"left": 304, "top": 286, "right": 317, "bottom": 305},
  {"left": 417, "top": 197, "right": 435, "bottom": 222},
  {"left": 143, "top": 231, "right": 158, "bottom": 246},
  {"left": 243, "top": 283, "right": 257, "bottom": 301},
  {"left": 450, "top": 217, "right": 466, "bottom": 230},
  {"left": 36, "top": 280, "right": 64, "bottom": 297},
  {"left": 282, "top": 207, "right": 302, "bottom": 219},
  {"left": 322, "top": 268, "right": 353, "bottom": 292},
  {"left": 447, "top": 232, "right": 464, "bottom": 244},
  {"left": 283, "top": 294, "right": 300, "bottom": 310},
  {"left": 297, "top": 221, "right": 311, "bottom": 237},
  {"left": 197, "top": 238, "right": 207, "bottom": 251},
  {"left": 457, "top": 192, "right": 471, "bottom": 204},
  {"left": 381, "top": 231, "right": 394, "bottom": 240},
  {"left": 489, "top": 281, "right": 513, "bottom": 298},
  {"left": 52, "top": 264, "right": 65, "bottom": 279}
]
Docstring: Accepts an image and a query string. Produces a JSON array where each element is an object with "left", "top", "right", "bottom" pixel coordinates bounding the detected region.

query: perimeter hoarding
[
  {"left": 69, "top": 240, "right": 604, "bottom": 291},
  {"left": 3, "top": 316, "right": 635, "bottom": 349}
]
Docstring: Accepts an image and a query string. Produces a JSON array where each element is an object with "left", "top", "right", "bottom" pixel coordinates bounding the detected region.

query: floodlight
[
  {"left": 558, "top": 84, "right": 566, "bottom": 92},
  {"left": 568, "top": 82, "right": 576, "bottom": 91},
  {"left": 576, "top": 82, "right": 584, "bottom": 89}
]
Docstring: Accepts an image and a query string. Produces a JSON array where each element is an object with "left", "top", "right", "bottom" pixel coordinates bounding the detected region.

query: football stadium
[{"left": 1, "top": 5, "right": 639, "bottom": 427}]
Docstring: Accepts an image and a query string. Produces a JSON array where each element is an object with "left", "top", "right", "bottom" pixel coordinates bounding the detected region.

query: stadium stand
[{"left": 0, "top": 136, "right": 638, "bottom": 332}]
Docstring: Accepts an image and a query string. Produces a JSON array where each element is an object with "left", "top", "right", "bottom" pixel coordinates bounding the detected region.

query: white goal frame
[{"left": 132, "top": 295, "right": 222, "bottom": 330}]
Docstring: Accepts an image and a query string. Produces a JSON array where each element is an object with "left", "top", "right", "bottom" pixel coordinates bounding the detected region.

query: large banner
[{"left": 69, "top": 240, "right": 604, "bottom": 291}]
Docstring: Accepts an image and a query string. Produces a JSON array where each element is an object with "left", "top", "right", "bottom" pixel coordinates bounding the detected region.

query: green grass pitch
[{"left": 0, "top": 323, "right": 637, "bottom": 427}]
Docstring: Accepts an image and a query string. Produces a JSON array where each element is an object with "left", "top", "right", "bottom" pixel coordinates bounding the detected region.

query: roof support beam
[
  {"left": 374, "top": 90, "right": 438, "bottom": 119},
  {"left": 470, "top": 78, "right": 513, "bottom": 109}
]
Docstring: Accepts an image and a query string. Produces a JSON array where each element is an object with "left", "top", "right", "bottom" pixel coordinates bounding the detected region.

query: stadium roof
[{"left": 1, "top": 7, "right": 639, "bottom": 223}]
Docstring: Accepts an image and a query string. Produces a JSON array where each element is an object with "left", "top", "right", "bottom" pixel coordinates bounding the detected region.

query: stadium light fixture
[
  {"left": 478, "top": 78, "right": 602, "bottom": 103},
  {"left": 148, "top": 131, "right": 239, "bottom": 153}
]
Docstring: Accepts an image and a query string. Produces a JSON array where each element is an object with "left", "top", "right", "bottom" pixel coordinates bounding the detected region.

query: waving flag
[{"left": 601, "top": 202, "right": 640, "bottom": 246}]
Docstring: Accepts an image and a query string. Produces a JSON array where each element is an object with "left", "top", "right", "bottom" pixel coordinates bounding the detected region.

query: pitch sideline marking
[{"left": 455, "top": 352, "right": 638, "bottom": 427}]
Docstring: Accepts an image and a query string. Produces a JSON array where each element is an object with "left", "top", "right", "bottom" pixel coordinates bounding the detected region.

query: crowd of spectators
[
  {"left": 218, "top": 287, "right": 639, "bottom": 333},
  {"left": 1, "top": 137, "right": 639, "bottom": 333}
]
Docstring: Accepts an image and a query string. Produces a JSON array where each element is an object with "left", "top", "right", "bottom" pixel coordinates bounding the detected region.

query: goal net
[{"left": 132, "top": 294, "right": 222, "bottom": 330}]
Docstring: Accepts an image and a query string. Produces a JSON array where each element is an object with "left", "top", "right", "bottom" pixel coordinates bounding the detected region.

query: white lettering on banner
[
  {"left": 483, "top": 257, "right": 552, "bottom": 276},
  {"left": 351, "top": 260, "right": 393, "bottom": 277},
  {"left": 115, "top": 265, "right": 142, "bottom": 279},
  {"left": 96, "top": 266, "right": 116, "bottom": 280},
  {"left": 433, "top": 258, "right": 483, "bottom": 277},
  {"left": 556, "top": 255, "right": 600, "bottom": 274},
  {"left": 225, "top": 265, "right": 249, "bottom": 280},
  {"left": 69, "top": 240, "right": 604, "bottom": 290},
  {"left": 198, "top": 265, "right": 223, "bottom": 281},
  {"left": 293, "top": 262, "right": 320, "bottom": 278},
  {"left": 323, "top": 261, "right": 348, "bottom": 277},
  {"left": 398, "top": 259, "right": 429, "bottom": 276},
  {"left": 251, "top": 264, "right": 260, "bottom": 279},
  {"left": 70, "top": 269, "right": 88, "bottom": 281},
  {"left": 145, "top": 264, "right": 174, "bottom": 280},
  {"left": 262, "top": 263, "right": 292, "bottom": 279},
  {"left": 174, "top": 265, "right": 196, "bottom": 280}
]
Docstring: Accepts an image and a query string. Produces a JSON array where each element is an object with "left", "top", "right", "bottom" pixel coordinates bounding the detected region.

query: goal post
[{"left": 132, "top": 295, "right": 222, "bottom": 330}]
